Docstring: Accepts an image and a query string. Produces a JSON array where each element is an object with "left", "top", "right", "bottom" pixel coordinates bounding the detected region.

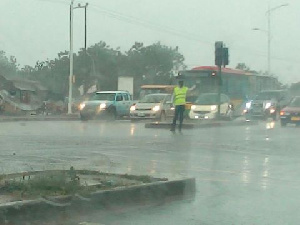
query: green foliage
[
  {"left": 17, "top": 41, "right": 186, "bottom": 99},
  {"left": 0, "top": 51, "right": 18, "bottom": 77},
  {"left": 1, "top": 171, "right": 81, "bottom": 197},
  {"left": 236, "top": 63, "right": 250, "bottom": 71}
]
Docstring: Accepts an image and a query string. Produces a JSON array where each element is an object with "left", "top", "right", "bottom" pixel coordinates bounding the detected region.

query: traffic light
[
  {"left": 215, "top": 42, "right": 229, "bottom": 67},
  {"left": 215, "top": 41, "right": 223, "bottom": 66},
  {"left": 223, "top": 47, "right": 229, "bottom": 66}
]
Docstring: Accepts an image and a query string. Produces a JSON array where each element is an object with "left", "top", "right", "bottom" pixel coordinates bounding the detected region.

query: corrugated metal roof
[
  {"left": 9, "top": 79, "right": 48, "bottom": 92},
  {"left": 13, "top": 81, "right": 36, "bottom": 91}
]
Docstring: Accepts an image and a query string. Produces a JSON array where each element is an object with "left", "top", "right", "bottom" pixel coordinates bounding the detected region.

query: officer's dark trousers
[{"left": 172, "top": 105, "right": 185, "bottom": 130}]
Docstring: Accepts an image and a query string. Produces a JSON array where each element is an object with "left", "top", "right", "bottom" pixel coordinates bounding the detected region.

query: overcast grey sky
[{"left": 0, "top": 0, "right": 299, "bottom": 83}]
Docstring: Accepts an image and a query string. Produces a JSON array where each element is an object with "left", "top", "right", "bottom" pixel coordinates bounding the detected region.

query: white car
[
  {"left": 130, "top": 93, "right": 174, "bottom": 121},
  {"left": 189, "top": 93, "right": 234, "bottom": 120}
]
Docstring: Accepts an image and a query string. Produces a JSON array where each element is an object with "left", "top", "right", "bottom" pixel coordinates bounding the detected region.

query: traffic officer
[{"left": 170, "top": 80, "right": 189, "bottom": 132}]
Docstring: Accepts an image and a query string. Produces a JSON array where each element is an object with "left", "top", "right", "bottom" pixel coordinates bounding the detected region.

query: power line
[
  {"left": 30, "top": 0, "right": 300, "bottom": 65},
  {"left": 88, "top": 4, "right": 299, "bottom": 64},
  {"left": 89, "top": 5, "right": 212, "bottom": 45}
]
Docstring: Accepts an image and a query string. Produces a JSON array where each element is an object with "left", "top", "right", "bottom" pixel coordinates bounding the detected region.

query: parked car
[
  {"left": 245, "top": 90, "right": 291, "bottom": 120},
  {"left": 130, "top": 93, "right": 174, "bottom": 121},
  {"left": 280, "top": 96, "right": 300, "bottom": 127},
  {"left": 79, "top": 91, "right": 132, "bottom": 121},
  {"left": 189, "top": 93, "right": 234, "bottom": 120}
]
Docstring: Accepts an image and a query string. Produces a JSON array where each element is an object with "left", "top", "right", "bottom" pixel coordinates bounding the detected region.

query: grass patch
[
  {"left": 0, "top": 170, "right": 85, "bottom": 198},
  {"left": 0, "top": 168, "right": 166, "bottom": 200}
]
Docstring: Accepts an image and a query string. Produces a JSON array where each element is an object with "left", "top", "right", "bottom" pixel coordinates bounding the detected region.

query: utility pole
[
  {"left": 85, "top": 5, "right": 87, "bottom": 51},
  {"left": 68, "top": 0, "right": 74, "bottom": 114},
  {"left": 267, "top": 4, "right": 271, "bottom": 76},
  {"left": 68, "top": 1, "right": 88, "bottom": 114}
]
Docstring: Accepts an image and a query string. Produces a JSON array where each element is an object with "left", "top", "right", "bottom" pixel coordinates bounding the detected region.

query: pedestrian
[{"left": 170, "top": 80, "right": 190, "bottom": 132}]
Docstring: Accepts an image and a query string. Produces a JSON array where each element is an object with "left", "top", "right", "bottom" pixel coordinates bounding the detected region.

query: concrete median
[
  {"left": 145, "top": 118, "right": 258, "bottom": 129},
  {"left": 0, "top": 176, "right": 195, "bottom": 224}
]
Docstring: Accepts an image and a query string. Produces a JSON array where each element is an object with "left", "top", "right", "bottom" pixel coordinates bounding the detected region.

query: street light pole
[
  {"left": 253, "top": 3, "right": 288, "bottom": 76},
  {"left": 266, "top": 3, "right": 288, "bottom": 76}
]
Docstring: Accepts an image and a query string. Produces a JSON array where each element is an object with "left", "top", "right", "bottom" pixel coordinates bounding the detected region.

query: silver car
[
  {"left": 245, "top": 90, "right": 291, "bottom": 120},
  {"left": 130, "top": 93, "right": 174, "bottom": 121}
]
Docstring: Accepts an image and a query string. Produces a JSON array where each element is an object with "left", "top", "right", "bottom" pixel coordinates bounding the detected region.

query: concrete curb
[
  {"left": 145, "top": 120, "right": 258, "bottom": 129},
  {"left": 0, "top": 178, "right": 195, "bottom": 223}
]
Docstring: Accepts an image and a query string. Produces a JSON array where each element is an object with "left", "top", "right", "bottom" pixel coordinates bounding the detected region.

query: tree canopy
[{"left": 16, "top": 41, "right": 185, "bottom": 99}]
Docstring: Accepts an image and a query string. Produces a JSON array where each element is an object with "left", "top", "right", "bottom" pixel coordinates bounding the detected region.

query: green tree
[
  {"left": 0, "top": 51, "right": 18, "bottom": 77},
  {"left": 19, "top": 41, "right": 186, "bottom": 99}
]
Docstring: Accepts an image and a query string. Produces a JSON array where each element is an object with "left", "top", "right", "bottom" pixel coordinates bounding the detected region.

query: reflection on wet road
[{"left": 0, "top": 120, "right": 299, "bottom": 224}]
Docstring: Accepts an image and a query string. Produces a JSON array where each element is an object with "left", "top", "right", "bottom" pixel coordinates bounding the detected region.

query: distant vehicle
[
  {"left": 130, "top": 93, "right": 174, "bottom": 121},
  {"left": 189, "top": 93, "right": 234, "bottom": 120},
  {"left": 79, "top": 91, "right": 132, "bottom": 121},
  {"left": 245, "top": 90, "right": 291, "bottom": 120},
  {"left": 176, "top": 66, "right": 280, "bottom": 116},
  {"left": 280, "top": 96, "right": 300, "bottom": 127}
]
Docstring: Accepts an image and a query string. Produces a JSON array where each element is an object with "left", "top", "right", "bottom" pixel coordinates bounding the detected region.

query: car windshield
[
  {"left": 255, "top": 91, "right": 281, "bottom": 101},
  {"left": 195, "top": 94, "right": 218, "bottom": 105},
  {"left": 90, "top": 93, "right": 115, "bottom": 101},
  {"left": 139, "top": 94, "right": 167, "bottom": 103},
  {"left": 289, "top": 97, "right": 300, "bottom": 107}
]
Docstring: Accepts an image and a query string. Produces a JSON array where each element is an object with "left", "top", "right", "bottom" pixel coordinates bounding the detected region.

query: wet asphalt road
[{"left": 0, "top": 119, "right": 300, "bottom": 224}]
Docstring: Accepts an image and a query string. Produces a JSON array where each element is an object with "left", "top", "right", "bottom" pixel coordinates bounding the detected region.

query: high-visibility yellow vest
[{"left": 173, "top": 86, "right": 188, "bottom": 105}]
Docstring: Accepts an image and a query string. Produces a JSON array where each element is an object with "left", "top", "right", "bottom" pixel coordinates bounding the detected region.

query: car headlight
[
  {"left": 191, "top": 105, "right": 196, "bottom": 110},
  {"left": 79, "top": 103, "right": 86, "bottom": 110},
  {"left": 246, "top": 102, "right": 251, "bottom": 109},
  {"left": 130, "top": 105, "right": 136, "bottom": 111},
  {"left": 152, "top": 105, "right": 160, "bottom": 112},
  {"left": 99, "top": 103, "right": 106, "bottom": 110},
  {"left": 265, "top": 102, "right": 272, "bottom": 109},
  {"left": 269, "top": 108, "right": 276, "bottom": 114},
  {"left": 211, "top": 105, "right": 217, "bottom": 111}
]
